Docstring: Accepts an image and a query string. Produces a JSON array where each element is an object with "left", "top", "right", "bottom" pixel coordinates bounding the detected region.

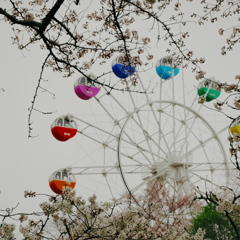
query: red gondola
[
  {"left": 51, "top": 115, "right": 77, "bottom": 141},
  {"left": 49, "top": 168, "right": 76, "bottom": 195}
]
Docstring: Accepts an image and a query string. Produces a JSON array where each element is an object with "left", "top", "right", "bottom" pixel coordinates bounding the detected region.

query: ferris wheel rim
[
  {"left": 117, "top": 99, "right": 229, "bottom": 197},
  {"left": 57, "top": 64, "right": 229, "bottom": 201}
]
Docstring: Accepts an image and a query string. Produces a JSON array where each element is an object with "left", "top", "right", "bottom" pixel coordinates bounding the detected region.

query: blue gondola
[{"left": 112, "top": 55, "right": 136, "bottom": 78}]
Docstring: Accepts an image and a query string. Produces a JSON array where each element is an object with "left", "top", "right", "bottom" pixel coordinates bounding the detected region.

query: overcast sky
[{"left": 0, "top": 1, "right": 239, "bottom": 216}]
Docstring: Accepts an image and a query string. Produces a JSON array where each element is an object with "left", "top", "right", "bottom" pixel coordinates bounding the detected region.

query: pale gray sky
[{"left": 0, "top": 1, "right": 239, "bottom": 215}]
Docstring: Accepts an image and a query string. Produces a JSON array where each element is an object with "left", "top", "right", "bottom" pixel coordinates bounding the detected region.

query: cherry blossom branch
[{"left": 28, "top": 53, "right": 54, "bottom": 138}]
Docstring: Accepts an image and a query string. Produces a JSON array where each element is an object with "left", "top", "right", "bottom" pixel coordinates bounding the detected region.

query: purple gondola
[{"left": 74, "top": 74, "right": 100, "bottom": 100}]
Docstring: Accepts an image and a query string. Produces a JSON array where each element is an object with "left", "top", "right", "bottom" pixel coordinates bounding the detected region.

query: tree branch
[
  {"left": 0, "top": 8, "right": 40, "bottom": 29},
  {"left": 39, "top": 0, "right": 65, "bottom": 33}
]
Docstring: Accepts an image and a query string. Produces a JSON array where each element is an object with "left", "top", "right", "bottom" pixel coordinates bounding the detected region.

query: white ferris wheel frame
[
  {"left": 66, "top": 68, "right": 229, "bottom": 200},
  {"left": 116, "top": 99, "right": 229, "bottom": 196}
]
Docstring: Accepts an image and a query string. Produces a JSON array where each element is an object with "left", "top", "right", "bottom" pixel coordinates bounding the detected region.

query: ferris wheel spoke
[
  {"left": 128, "top": 87, "right": 139, "bottom": 109},
  {"left": 120, "top": 135, "right": 166, "bottom": 164},
  {"left": 167, "top": 109, "right": 197, "bottom": 152},
  {"left": 141, "top": 104, "right": 180, "bottom": 153},
  {"left": 93, "top": 86, "right": 130, "bottom": 128},
  {"left": 94, "top": 97, "right": 120, "bottom": 123},
  {"left": 72, "top": 163, "right": 166, "bottom": 175},
  {"left": 181, "top": 127, "right": 228, "bottom": 163},
  {"left": 169, "top": 116, "right": 199, "bottom": 153},
  {"left": 189, "top": 164, "right": 228, "bottom": 172},
  {"left": 189, "top": 171, "right": 223, "bottom": 189},
  {"left": 101, "top": 86, "right": 129, "bottom": 114},
  {"left": 149, "top": 105, "right": 171, "bottom": 153},
  {"left": 75, "top": 127, "right": 124, "bottom": 163},
  {"left": 116, "top": 123, "right": 167, "bottom": 164},
  {"left": 119, "top": 124, "right": 175, "bottom": 164},
  {"left": 173, "top": 114, "right": 216, "bottom": 155},
  {"left": 119, "top": 107, "right": 168, "bottom": 164},
  {"left": 174, "top": 116, "right": 198, "bottom": 152},
  {"left": 127, "top": 166, "right": 169, "bottom": 194},
  {"left": 71, "top": 164, "right": 120, "bottom": 174},
  {"left": 172, "top": 106, "right": 176, "bottom": 152},
  {"left": 136, "top": 73, "right": 152, "bottom": 102},
  {"left": 171, "top": 75, "right": 177, "bottom": 153},
  {"left": 158, "top": 106, "right": 195, "bottom": 149},
  {"left": 104, "top": 174, "right": 118, "bottom": 200},
  {"left": 144, "top": 131, "right": 169, "bottom": 156},
  {"left": 74, "top": 116, "right": 118, "bottom": 138},
  {"left": 188, "top": 163, "right": 228, "bottom": 180},
  {"left": 133, "top": 112, "right": 158, "bottom": 163},
  {"left": 201, "top": 145, "right": 215, "bottom": 168},
  {"left": 158, "top": 80, "right": 164, "bottom": 157},
  {"left": 162, "top": 106, "right": 196, "bottom": 124},
  {"left": 129, "top": 114, "right": 169, "bottom": 158},
  {"left": 127, "top": 73, "right": 156, "bottom": 109},
  {"left": 120, "top": 131, "right": 153, "bottom": 164},
  {"left": 126, "top": 142, "right": 166, "bottom": 162},
  {"left": 131, "top": 147, "right": 154, "bottom": 165},
  {"left": 190, "top": 160, "right": 227, "bottom": 166}
]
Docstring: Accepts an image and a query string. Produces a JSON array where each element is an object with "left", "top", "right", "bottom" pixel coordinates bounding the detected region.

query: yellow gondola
[{"left": 230, "top": 117, "right": 240, "bottom": 135}]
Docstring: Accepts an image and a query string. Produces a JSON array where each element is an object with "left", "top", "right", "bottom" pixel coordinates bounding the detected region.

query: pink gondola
[{"left": 74, "top": 74, "right": 100, "bottom": 100}]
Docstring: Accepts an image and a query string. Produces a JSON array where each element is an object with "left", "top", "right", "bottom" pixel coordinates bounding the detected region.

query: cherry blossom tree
[{"left": 0, "top": 185, "right": 205, "bottom": 240}]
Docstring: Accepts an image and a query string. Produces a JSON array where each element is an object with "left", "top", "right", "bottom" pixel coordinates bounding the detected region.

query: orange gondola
[{"left": 49, "top": 169, "right": 76, "bottom": 195}]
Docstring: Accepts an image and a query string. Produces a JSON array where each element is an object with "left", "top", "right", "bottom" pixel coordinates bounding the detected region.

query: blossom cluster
[
  {"left": 216, "top": 199, "right": 234, "bottom": 213},
  {"left": 1, "top": 0, "right": 210, "bottom": 91},
  {"left": 0, "top": 223, "right": 15, "bottom": 239}
]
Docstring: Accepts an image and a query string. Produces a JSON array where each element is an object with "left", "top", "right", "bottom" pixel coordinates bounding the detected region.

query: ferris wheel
[{"left": 48, "top": 55, "right": 229, "bottom": 201}]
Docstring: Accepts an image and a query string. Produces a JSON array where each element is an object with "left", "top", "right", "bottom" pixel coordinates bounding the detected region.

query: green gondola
[{"left": 197, "top": 78, "right": 221, "bottom": 102}]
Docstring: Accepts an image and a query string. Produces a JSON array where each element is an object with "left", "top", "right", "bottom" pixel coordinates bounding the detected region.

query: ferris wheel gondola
[
  {"left": 74, "top": 73, "right": 100, "bottom": 100},
  {"left": 229, "top": 117, "right": 240, "bottom": 135},
  {"left": 49, "top": 168, "right": 76, "bottom": 195},
  {"left": 112, "top": 55, "right": 136, "bottom": 78},
  {"left": 155, "top": 56, "right": 180, "bottom": 80},
  {"left": 51, "top": 115, "right": 78, "bottom": 142},
  {"left": 197, "top": 78, "right": 221, "bottom": 102}
]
